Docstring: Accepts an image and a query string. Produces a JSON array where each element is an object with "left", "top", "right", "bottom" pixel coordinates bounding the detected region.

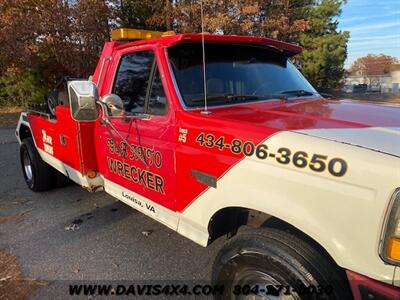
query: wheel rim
[
  {"left": 232, "top": 269, "right": 301, "bottom": 300},
  {"left": 23, "top": 150, "right": 33, "bottom": 182}
]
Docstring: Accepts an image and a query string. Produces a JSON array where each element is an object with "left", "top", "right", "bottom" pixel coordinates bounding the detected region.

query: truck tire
[
  {"left": 20, "top": 137, "right": 55, "bottom": 192},
  {"left": 212, "top": 228, "right": 352, "bottom": 300},
  {"left": 55, "top": 170, "right": 73, "bottom": 188}
]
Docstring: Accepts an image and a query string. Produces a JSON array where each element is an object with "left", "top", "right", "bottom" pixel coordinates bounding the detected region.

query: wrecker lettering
[
  {"left": 130, "top": 166, "right": 138, "bottom": 183},
  {"left": 41, "top": 130, "right": 54, "bottom": 155},
  {"left": 107, "top": 157, "right": 165, "bottom": 194},
  {"left": 106, "top": 138, "right": 163, "bottom": 168},
  {"left": 106, "top": 138, "right": 115, "bottom": 154},
  {"left": 138, "top": 168, "right": 146, "bottom": 186},
  {"left": 107, "top": 138, "right": 128, "bottom": 158}
]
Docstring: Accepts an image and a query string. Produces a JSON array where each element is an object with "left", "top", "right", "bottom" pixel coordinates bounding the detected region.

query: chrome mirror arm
[
  {"left": 95, "top": 100, "right": 149, "bottom": 168},
  {"left": 96, "top": 100, "right": 109, "bottom": 122}
]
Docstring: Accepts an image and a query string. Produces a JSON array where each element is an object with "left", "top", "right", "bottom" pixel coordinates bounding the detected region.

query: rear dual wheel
[
  {"left": 212, "top": 228, "right": 352, "bottom": 300},
  {"left": 20, "top": 137, "right": 55, "bottom": 192}
]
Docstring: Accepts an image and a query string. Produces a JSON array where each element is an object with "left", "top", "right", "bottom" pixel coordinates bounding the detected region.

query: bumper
[{"left": 346, "top": 270, "right": 400, "bottom": 300}]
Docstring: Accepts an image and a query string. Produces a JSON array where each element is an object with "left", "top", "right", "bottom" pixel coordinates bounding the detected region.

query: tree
[
  {"left": 0, "top": 0, "right": 350, "bottom": 106},
  {"left": 0, "top": 0, "right": 74, "bottom": 104},
  {"left": 0, "top": 67, "right": 46, "bottom": 107},
  {"left": 0, "top": 0, "right": 112, "bottom": 105},
  {"left": 297, "top": 0, "right": 349, "bottom": 90},
  {"left": 0, "top": 0, "right": 72, "bottom": 78},
  {"left": 256, "top": 0, "right": 312, "bottom": 42},
  {"left": 350, "top": 54, "right": 398, "bottom": 76},
  {"left": 349, "top": 54, "right": 399, "bottom": 86},
  {"left": 148, "top": 0, "right": 311, "bottom": 40},
  {"left": 114, "top": 0, "right": 168, "bottom": 30},
  {"left": 148, "top": 0, "right": 348, "bottom": 89},
  {"left": 72, "top": 0, "right": 112, "bottom": 77}
]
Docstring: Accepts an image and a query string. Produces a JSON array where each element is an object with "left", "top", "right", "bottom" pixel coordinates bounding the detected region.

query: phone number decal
[
  {"left": 233, "top": 284, "right": 333, "bottom": 296},
  {"left": 195, "top": 133, "right": 348, "bottom": 177}
]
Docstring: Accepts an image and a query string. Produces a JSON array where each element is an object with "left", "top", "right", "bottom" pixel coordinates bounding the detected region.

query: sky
[{"left": 338, "top": 0, "right": 400, "bottom": 69}]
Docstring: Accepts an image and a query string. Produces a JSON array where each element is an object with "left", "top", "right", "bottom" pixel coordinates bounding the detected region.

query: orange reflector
[
  {"left": 387, "top": 238, "right": 400, "bottom": 261},
  {"left": 87, "top": 170, "right": 97, "bottom": 179}
]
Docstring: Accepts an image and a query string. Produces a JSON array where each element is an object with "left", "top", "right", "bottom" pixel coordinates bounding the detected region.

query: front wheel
[
  {"left": 212, "top": 228, "right": 352, "bottom": 300},
  {"left": 20, "top": 137, "right": 55, "bottom": 192}
]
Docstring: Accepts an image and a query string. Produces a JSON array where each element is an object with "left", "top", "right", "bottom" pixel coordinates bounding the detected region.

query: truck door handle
[{"left": 60, "top": 134, "right": 66, "bottom": 146}]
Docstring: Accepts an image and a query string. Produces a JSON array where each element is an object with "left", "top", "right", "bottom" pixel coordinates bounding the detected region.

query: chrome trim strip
[
  {"left": 97, "top": 56, "right": 111, "bottom": 86},
  {"left": 165, "top": 48, "right": 189, "bottom": 110}
]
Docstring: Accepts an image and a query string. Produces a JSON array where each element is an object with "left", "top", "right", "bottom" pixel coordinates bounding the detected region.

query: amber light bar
[{"left": 111, "top": 28, "right": 175, "bottom": 41}]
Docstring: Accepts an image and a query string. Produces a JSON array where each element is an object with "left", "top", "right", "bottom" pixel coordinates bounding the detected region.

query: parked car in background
[
  {"left": 342, "top": 85, "right": 353, "bottom": 93},
  {"left": 352, "top": 84, "right": 368, "bottom": 93},
  {"left": 368, "top": 84, "right": 382, "bottom": 93}
]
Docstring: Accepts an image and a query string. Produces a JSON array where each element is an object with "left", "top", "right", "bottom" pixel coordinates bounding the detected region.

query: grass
[
  {"left": 0, "top": 251, "right": 46, "bottom": 300},
  {"left": 0, "top": 107, "right": 23, "bottom": 127},
  {"left": 0, "top": 107, "right": 23, "bottom": 113},
  {"left": 390, "top": 98, "right": 400, "bottom": 104}
]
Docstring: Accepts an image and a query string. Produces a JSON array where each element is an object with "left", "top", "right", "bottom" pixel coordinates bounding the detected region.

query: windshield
[{"left": 168, "top": 43, "right": 318, "bottom": 108}]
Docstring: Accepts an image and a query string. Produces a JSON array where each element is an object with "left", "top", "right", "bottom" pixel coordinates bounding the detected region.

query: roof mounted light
[{"left": 111, "top": 28, "right": 175, "bottom": 41}]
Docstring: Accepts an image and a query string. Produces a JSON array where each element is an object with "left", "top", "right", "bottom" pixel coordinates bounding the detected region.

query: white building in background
[
  {"left": 345, "top": 64, "right": 400, "bottom": 93},
  {"left": 391, "top": 65, "right": 400, "bottom": 93}
]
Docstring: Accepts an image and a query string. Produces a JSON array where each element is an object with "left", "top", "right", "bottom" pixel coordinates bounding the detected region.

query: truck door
[{"left": 96, "top": 47, "right": 177, "bottom": 216}]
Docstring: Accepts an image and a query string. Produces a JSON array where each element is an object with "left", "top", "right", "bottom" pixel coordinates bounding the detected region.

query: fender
[
  {"left": 15, "top": 112, "right": 31, "bottom": 145},
  {"left": 179, "top": 131, "right": 399, "bottom": 283}
]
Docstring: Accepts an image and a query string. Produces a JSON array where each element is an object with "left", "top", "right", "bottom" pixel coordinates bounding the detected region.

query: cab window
[
  {"left": 168, "top": 43, "right": 317, "bottom": 108},
  {"left": 113, "top": 51, "right": 167, "bottom": 115},
  {"left": 147, "top": 66, "right": 167, "bottom": 115},
  {"left": 113, "top": 51, "right": 155, "bottom": 114}
]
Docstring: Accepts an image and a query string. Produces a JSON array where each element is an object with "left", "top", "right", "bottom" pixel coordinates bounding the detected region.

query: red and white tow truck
[{"left": 16, "top": 28, "right": 400, "bottom": 299}]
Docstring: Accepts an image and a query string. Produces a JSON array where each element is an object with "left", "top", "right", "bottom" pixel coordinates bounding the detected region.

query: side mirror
[
  {"left": 68, "top": 81, "right": 99, "bottom": 121},
  {"left": 101, "top": 94, "right": 125, "bottom": 117}
]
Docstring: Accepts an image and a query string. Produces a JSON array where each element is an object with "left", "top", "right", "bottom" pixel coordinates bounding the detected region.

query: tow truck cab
[{"left": 16, "top": 29, "right": 400, "bottom": 299}]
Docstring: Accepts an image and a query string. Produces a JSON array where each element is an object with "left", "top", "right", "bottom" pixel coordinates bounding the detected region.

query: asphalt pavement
[{"left": 0, "top": 127, "right": 224, "bottom": 299}]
